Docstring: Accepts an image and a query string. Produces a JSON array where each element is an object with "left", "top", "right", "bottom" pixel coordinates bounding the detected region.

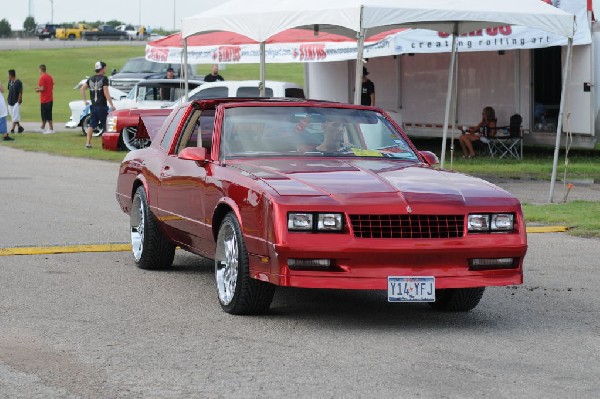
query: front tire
[
  {"left": 429, "top": 287, "right": 485, "bottom": 311},
  {"left": 123, "top": 126, "right": 150, "bottom": 151},
  {"left": 215, "top": 212, "right": 275, "bottom": 315},
  {"left": 130, "top": 186, "right": 175, "bottom": 270}
]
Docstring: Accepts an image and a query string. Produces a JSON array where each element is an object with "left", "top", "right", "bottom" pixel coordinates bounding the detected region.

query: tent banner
[{"left": 146, "top": 0, "right": 590, "bottom": 64}]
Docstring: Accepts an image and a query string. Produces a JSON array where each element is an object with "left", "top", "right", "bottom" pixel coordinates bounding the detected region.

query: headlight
[
  {"left": 288, "top": 213, "right": 313, "bottom": 231},
  {"left": 468, "top": 214, "right": 490, "bottom": 231},
  {"left": 491, "top": 214, "right": 514, "bottom": 231},
  {"left": 288, "top": 212, "right": 344, "bottom": 232},
  {"left": 317, "top": 213, "right": 343, "bottom": 231},
  {"left": 468, "top": 213, "right": 515, "bottom": 233},
  {"left": 106, "top": 115, "right": 118, "bottom": 132}
]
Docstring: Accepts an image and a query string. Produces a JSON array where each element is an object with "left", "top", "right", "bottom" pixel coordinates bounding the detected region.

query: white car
[
  {"left": 65, "top": 79, "right": 128, "bottom": 132},
  {"left": 115, "top": 24, "right": 139, "bottom": 40},
  {"left": 66, "top": 79, "right": 203, "bottom": 134},
  {"left": 186, "top": 80, "right": 304, "bottom": 101}
]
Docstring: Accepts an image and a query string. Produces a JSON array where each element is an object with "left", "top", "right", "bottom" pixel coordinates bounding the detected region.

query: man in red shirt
[{"left": 35, "top": 64, "right": 54, "bottom": 134}]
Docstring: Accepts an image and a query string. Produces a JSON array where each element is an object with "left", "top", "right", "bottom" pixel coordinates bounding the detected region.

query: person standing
[
  {"left": 204, "top": 64, "right": 224, "bottom": 82},
  {"left": 161, "top": 67, "right": 175, "bottom": 100},
  {"left": 0, "top": 81, "right": 12, "bottom": 141},
  {"left": 7, "top": 70, "right": 24, "bottom": 134},
  {"left": 80, "top": 61, "right": 115, "bottom": 149},
  {"left": 34, "top": 64, "right": 54, "bottom": 134},
  {"left": 361, "top": 66, "right": 375, "bottom": 106}
]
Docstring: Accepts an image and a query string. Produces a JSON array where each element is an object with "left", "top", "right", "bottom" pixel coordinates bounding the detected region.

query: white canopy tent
[{"left": 182, "top": 0, "right": 576, "bottom": 202}]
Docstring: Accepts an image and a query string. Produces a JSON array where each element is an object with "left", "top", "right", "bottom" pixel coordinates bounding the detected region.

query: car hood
[{"left": 230, "top": 158, "right": 518, "bottom": 207}]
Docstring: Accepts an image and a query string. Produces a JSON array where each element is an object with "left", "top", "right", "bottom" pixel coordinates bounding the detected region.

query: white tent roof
[{"left": 182, "top": 0, "right": 575, "bottom": 41}]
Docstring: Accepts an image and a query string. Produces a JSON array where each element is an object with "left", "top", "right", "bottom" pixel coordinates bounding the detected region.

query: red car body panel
[{"left": 116, "top": 99, "right": 526, "bottom": 291}]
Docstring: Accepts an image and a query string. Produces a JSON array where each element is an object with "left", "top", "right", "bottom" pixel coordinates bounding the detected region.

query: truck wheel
[
  {"left": 215, "top": 212, "right": 275, "bottom": 315},
  {"left": 130, "top": 186, "right": 175, "bottom": 270},
  {"left": 68, "top": 34, "right": 75, "bottom": 40},
  {"left": 81, "top": 115, "right": 104, "bottom": 137},
  {"left": 123, "top": 126, "right": 149, "bottom": 151},
  {"left": 428, "top": 287, "right": 485, "bottom": 312}
]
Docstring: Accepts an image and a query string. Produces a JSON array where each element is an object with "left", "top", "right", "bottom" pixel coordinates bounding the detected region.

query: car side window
[
  {"left": 161, "top": 108, "right": 186, "bottom": 152},
  {"left": 236, "top": 87, "right": 273, "bottom": 97},
  {"left": 192, "top": 87, "right": 228, "bottom": 99},
  {"left": 175, "top": 109, "right": 216, "bottom": 155}
]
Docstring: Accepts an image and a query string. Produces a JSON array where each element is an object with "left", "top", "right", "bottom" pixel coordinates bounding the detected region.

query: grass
[
  {"left": 1, "top": 131, "right": 125, "bottom": 162},
  {"left": 523, "top": 201, "right": 600, "bottom": 238},
  {"left": 0, "top": 45, "right": 304, "bottom": 122},
  {"left": 411, "top": 138, "right": 600, "bottom": 181}
]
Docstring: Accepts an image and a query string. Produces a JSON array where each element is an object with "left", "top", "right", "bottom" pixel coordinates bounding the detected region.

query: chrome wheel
[
  {"left": 129, "top": 186, "right": 175, "bottom": 269},
  {"left": 215, "top": 221, "right": 239, "bottom": 306},
  {"left": 214, "top": 213, "right": 275, "bottom": 314},
  {"left": 123, "top": 126, "right": 150, "bottom": 151},
  {"left": 81, "top": 115, "right": 104, "bottom": 137},
  {"left": 130, "top": 193, "right": 144, "bottom": 262}
]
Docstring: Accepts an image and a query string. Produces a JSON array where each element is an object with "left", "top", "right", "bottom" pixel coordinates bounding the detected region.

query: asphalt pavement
[{"left": 0, "top": 145, "right": 599, "bottom": 398}]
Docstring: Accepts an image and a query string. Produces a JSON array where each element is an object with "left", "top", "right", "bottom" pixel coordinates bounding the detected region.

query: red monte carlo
[{"left": 115, "top": 98, "right": 527, "bottom": 315}]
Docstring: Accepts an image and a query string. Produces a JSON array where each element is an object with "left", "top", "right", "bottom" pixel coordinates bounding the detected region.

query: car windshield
[
  {"left": 220, "top": 106, "right": 418, "bottom": 161},
  {"left": 120, "top": 59, "right": 172, "bottom": 74}
]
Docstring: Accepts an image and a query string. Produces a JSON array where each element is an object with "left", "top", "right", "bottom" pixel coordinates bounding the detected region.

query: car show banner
[{"left": 146, "top": 0, "right": 590, "bottom": 64}]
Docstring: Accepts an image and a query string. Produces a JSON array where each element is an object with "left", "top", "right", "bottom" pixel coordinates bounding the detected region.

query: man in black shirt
[
  {"left": 80, "top": 61, "right": 116, "bottom": 149},
  {"left": 361, "top": 66, "right": 375, "bottom": 106},
  {"left": 7, "top": 69, "right": 24, "bottom": 133},
  {"left": 204, "top": 64, "right": 224, "bottom": 82}
]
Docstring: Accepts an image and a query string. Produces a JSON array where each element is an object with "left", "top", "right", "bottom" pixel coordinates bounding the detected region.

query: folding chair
[{"left": 488, "top": 114, "right": 523, "bottom": 160}]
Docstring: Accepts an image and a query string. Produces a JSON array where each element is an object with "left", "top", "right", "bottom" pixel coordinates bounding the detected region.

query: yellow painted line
[
  {"left": 0, "top": 243, "right": 131, "bottom": 256},
  {"left": 526, "top": 226, "right": 569, "bottom": 233},
  {"left": 0, "top": 227, "right": 569, "bottom": 257}
]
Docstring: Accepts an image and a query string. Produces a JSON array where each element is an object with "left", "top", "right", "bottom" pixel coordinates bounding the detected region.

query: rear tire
[
  {"left": 130, "top": 186, "right": 175, "bottom": 270},
  {"left": 428, "top": 287, "right": 485, "bottom": 312},
  {"left": 215, "top": 212, "right": 275, "bottom": 315}
]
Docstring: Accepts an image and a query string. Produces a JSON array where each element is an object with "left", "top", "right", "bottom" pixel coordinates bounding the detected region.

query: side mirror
[
  {"left": 178, "top": 147, "right": 208, "bottom": 162},
  {"left": 419, "top": 151, "right": 439, "bottom": 165}
]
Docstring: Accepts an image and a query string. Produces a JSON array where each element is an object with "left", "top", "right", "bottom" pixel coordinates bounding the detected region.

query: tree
[
  {"left": 105, "top": 19, "right": 124, "bottom": 27},
  {"left": 0, "top": 19, "right": 11, "bottom": 38},
  {"left": 23, "top": 16, "right": 36, "bottom": 33}
]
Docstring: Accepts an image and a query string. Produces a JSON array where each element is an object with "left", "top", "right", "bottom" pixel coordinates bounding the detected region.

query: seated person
[
  {"left": 316, "top": 121, "right": 345, "bottom": 152},
  {"left": 458, "top": 106, "right": 497, "bottom": 158}
]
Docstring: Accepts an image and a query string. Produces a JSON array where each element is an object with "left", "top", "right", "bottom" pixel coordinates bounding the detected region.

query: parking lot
[{"left": 1, "top": 145, "right": 599, "bottom": 398}]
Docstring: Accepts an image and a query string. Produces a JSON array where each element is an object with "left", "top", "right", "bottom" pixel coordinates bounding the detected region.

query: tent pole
[
  {"left": 259, "top": 42, "right": 266, "bottom": 96},
  {"left": 449, "top": 50, "right": 459, "bottom": 169},
  {"left": 183, "top": 37, "right": 189, "bottom": 101},
  {"left": 548, "top": 37, "right": 573, "bottom": 203},
  {"left": 353, "top": 28, "right": 366, "bottom": 105},
  {"left": 440, "top": 23, "right": 458, "bottom": 169},
  {"left": 353, "top": 6, "right": 365, "bottom": 105}
]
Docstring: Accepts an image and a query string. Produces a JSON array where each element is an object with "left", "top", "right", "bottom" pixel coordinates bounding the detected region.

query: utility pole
[
  {"left": 50, "top": 0, "right": 54, "bottom": 23},
  {"left": 29, "top": 0, "right": 34, "bottom": 16}
]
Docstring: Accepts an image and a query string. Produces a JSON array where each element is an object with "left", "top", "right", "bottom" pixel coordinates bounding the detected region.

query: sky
[{"left": 3, "top": 0, "right": 214, "bottom": 31}]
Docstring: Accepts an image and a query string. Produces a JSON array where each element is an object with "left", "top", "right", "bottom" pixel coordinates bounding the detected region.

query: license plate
[{"left": 388, "top": 276, "right": 435, "bottom": 302}]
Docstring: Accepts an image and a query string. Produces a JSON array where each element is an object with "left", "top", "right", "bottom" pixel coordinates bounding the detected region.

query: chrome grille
[{"left": 349, "top": 214, "right": 464, "bottom": 239}]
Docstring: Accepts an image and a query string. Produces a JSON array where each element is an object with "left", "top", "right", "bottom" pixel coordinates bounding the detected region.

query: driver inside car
[{"left": 316, "top": 121, "right": 346, "bottom": 152}]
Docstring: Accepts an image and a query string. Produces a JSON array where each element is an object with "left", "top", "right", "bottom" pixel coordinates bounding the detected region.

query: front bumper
[{"left": 249, "top": 234, "right": 526, "bottom": 290}]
